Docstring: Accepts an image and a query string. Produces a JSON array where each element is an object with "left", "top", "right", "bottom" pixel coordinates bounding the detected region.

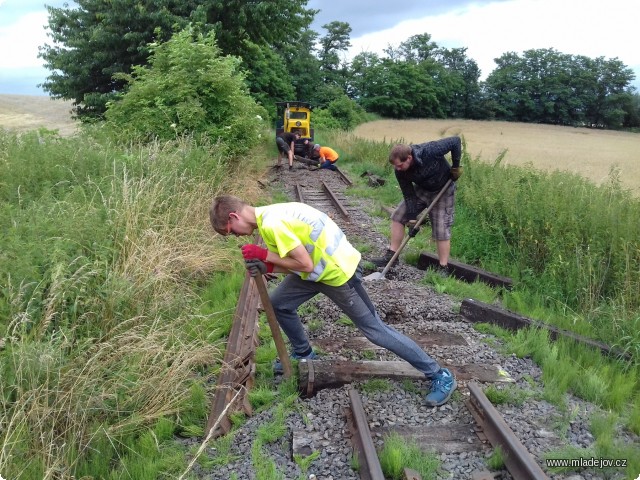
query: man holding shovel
[
  {"left": 210, "top": 195, "right": 457, "bottom": 407},
  {"left": 370, "top": 137, "right": 463, "bottom": 276}
]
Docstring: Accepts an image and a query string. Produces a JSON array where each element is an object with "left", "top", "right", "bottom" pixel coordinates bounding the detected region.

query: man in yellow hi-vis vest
[{"left": 210, "top": 195, "right": 457, "bottom": 407}]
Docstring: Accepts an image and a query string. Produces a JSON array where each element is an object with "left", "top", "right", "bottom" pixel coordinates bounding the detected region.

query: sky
[{"left": 1, "top": 0, "right": 639, "bottom": 96}]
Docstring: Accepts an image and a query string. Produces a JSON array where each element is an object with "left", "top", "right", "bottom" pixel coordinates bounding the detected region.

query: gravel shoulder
[{"left": 188, "top": 164, "right": 636, "bottom": 480}]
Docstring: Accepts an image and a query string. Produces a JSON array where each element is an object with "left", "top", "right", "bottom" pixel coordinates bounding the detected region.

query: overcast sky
[{"left": 1, "top": 0, "right": 639, "bottom": 95}]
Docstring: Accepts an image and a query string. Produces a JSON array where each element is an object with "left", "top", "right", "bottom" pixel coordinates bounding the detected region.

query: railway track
[{"left": 199, "top": 163, "right": 625, "bottom": 480}]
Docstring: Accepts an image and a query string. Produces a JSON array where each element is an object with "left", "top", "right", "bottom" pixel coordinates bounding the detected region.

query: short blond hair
[{"left": 209, "top": 195, "right": 247, "bottom": 235}]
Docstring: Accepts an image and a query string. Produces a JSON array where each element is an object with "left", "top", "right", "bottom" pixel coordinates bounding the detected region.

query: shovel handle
[{"left": 378, "top": 179, "right": 452, "bottom": 278}]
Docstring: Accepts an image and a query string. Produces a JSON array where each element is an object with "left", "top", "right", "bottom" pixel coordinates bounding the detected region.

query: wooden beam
[
  {"left": 298, "top": 360, "right": 513, "bottom": 395},
  {"left": 460, "top": 298, "right": 630, "bottom": 360},
  {"left": 417, "top": 252, "right": 513, "bottom": 289}
]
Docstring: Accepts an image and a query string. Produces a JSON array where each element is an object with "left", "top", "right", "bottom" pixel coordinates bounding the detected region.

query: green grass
[
  {"left": 484, "top": 384, "right": 534, "bottom": 406},
  {"left": 3, "top": 122, "right": 640, "bottom": 479},
  {"left": 360, "top": 378, "right": 392, "bottom": 393},
  {"left": 378, "top": 432, "right": 440, "bottom": 480},
  {"left": 486, "top": 445, "right": 505, "bottom": 470},
  {"left": 337, "top": 315, "right": 356, "bottom": 327}
]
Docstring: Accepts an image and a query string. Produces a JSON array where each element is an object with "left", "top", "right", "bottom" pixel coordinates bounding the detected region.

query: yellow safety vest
[{"left": 256, "top": 203, "right": 360, "bottom": 286}]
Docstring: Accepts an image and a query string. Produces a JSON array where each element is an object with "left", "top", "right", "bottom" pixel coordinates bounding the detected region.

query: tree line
[{"left": 39, "top": 0, "right": 640, "bottom": 129}]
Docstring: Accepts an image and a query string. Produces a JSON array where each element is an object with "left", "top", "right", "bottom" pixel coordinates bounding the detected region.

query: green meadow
[{"left": 1, "top": 120, "right": 639, "bottom": 478}]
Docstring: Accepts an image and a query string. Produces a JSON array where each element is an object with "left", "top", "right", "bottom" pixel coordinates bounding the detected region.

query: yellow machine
[{"left": 275, "top": 101, "right": 314, "bottom": 156}]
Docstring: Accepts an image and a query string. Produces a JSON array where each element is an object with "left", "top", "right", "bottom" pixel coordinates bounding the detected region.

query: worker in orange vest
[{"left": 313, "top": 144, "right": 339, "bottom": 171}]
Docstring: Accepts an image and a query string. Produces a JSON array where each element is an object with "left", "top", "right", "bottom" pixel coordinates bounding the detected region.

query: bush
[
  {"left": 313, "top": 95, "right": 368, "bottom": 131},
  {"left": 105, "top": 27, "right": 267, "bottom": 155}
]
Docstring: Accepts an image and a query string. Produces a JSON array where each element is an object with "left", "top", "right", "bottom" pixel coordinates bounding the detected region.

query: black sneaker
[
  {"left": 370, "top": 249, "right": 397, "bottom": 268},
  {"left": 436, "top": 264, "right": 450, "bottom": 278},
  {"left": 289, "top": 164, "right": 293, "bottom": 170}
]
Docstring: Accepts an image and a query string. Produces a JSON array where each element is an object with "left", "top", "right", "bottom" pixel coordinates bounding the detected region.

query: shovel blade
[{"left": 363, "top": 271, "right": 385, "bottom": 281}]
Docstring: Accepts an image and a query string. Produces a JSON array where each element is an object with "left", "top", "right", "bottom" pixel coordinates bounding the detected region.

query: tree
[
  {"left": 485, "top": 49, "right": 636, "bottom": 128},
  {"left": 205, "top": 0, "right": 315, "bottom": 57},
  {"left": 104, "top": 28, "right": 266, "bottom": 153},
  {"left": 40, "top": 0, "right": 198, "bottom": 119},
  {"left": 278, "top": 29, "right": 323, "bottom": 106},
  {"left": 40, "top": 0, "right": 316, "bottom": 120},
  {"left": 389, "top": 33, "right": 438, "bottom": 62},
  {"left": 238, "top": 40, "right": 296, "bottom": 117},
  {"left": 318, "top": 21, "right": 352, "bottom": 89},
  {"left": 434, "top": 47, "right": 481, "bottom": 118}
]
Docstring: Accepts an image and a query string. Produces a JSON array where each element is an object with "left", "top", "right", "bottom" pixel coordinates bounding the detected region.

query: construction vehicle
[{"left": 275, "top": 101, "right": 314, "bottom": 157}]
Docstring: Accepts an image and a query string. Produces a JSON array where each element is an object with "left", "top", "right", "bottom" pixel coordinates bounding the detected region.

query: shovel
[{"left": 364, "top": 179, "right": 452, "bottom": 281}]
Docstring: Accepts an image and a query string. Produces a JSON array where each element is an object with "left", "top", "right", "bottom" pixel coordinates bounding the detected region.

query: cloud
[
  {"left": 347, "top": 0, "right": 640, "bottom": 85},
  {"left": 0, "top": 10, "right": 49, "bottom": 69},
  {"left": 307, "top": 0, "right": 507, "bottom": 37}
]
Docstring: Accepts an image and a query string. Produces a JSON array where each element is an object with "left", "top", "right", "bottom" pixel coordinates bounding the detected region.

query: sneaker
[
  {"left": 370, "top": 249, "right": 397, "bottom": 268},
  {"left": 273, "top": 349, "right": 318, "bottom": 375},
  {"left": 289, "top": 164, "right": 293, "bottom": 170},
  {"left": 425, "top": 368, "right": 457, "bottom": 407},
  {"left": 435, "top": 264, "right": 450, "bottom": 278}
]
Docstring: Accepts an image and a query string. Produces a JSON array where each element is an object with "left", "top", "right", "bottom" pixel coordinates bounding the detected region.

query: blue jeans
[
  {"left": 269, "top": 265, "right": 441, "bottom": 378},
  {"left": 320, "top": 160, "right": 337, "bottom": 171}
]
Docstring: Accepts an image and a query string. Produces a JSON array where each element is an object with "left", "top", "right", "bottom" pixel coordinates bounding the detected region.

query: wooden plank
[
  {"left": 298, "top": 360, "right": 513, "bottom": 395},
  {"left": 460, "top": 298, "right": 630, "bottom": 360},
  {"left": 403, "top": 468, "right": 422, "bottom": 480},
  {"left": 313, "top": 332, "right": 468, "bottom": 352},
  {"left": 206, "top": 278, "right": 260, "bottom": 437},
  {"left": 371, "top": 424, "right": 485, "bottom": 454},
  {"left": 417, "top": 252, "right": 513, "bottom": 289}
]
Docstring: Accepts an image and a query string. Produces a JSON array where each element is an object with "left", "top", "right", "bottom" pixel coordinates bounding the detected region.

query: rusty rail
[
  {"left": 466, "top": 381, "right": 549, "bottom": 480},
  {"left": 321, "top": 180, "right": 350, "bottom": 220},
  {"left": 334, "top": 166, "right": 353, "bottom": 185},
  {"left": 346, "top": 387, "right": 385, "bottom": 480}
]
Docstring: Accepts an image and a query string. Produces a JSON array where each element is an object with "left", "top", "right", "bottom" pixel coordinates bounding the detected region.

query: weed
[
  {"left": 486, "top": 445, "right": 505, "bottom": 470},
  {"left": 294, "top": 450, "right": 320, "bottom": 473},
  {"left": 337, "top": 315, "right": 356, "bottom": 328},
  {"left": 307, "top": 318, "right": 323, "bottom": 333},
  {"left": 361, "top": 349, "right": 377, "bottom": 360},
  {"left": 252, "top": 440, "right": 285, "bottom": 480},
  {"left": 378, "top": 432, "right": 440, "bottom": 480},
  {"left": 360, "top": 378, "right": 392, "bottom": 393},
  {"left": 249, "top": 385, "right": 279, "bottom": 411},
  {"left": 401, "top": 379, "right": 420, "bottom": 394},
  {"left": 484, "top": 384, "right": 533, "bottom": 406}
]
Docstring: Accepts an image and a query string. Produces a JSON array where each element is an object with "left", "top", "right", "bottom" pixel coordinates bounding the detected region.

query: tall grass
[
  {"left": 327, "top": 131, "right": 640, "bottom": 359},
  {"left": 0, "top": 128, "right": 267, "bottom": 478}
]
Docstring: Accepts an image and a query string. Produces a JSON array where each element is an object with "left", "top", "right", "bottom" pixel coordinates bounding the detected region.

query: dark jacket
[
  {"left": 277, "top": 132, "right": 298, "bottom": 145},
  {"left": 395, "top": 136, "right": 461, "bottom": 214}
]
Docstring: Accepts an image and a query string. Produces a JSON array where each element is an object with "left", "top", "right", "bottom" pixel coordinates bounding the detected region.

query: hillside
[{"left": 0, "top": 94, "right": 78, "bottom": 136}]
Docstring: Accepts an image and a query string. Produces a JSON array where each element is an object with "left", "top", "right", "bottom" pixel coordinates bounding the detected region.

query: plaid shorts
[{"left": 390, "top": 182, "right": 456, "bottom": 241}]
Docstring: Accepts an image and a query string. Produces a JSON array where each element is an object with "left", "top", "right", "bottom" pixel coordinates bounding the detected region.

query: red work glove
[{"left": 241, "top": 244, "right": 268, "bottom": 261}]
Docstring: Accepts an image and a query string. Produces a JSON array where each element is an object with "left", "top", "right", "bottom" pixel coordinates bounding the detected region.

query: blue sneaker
[
  {"left": 273, "top": 350, "right": 318, "bottom": 375},
  {"left": 425, "top": 368, "right": 457, "bottom": 406}
]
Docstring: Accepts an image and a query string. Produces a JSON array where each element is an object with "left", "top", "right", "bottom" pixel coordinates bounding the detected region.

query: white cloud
[
  {"left": 0, "top": 10, "right": 49, "bottom": 69},
  {"left": 348, "top": 0, "right": 640, "bottom": 83}
]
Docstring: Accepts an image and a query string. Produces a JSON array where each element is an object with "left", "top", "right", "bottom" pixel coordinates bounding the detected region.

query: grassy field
[
  {"left": 2, "top": 94, "right": 638, "bottom": 195},
  {"left": 0, "top": 94, "right": 78, "bottom": 136},
  {"left": 354, "top": 119, "right": 640, "bottom": 195},
  {"left": 2, "top": 100, "right": 639, "bottom": 478}
]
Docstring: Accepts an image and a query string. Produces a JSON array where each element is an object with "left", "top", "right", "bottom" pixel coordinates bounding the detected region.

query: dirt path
[{"left": 0, "top": 94, "right": 78, "bottom": 136}]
